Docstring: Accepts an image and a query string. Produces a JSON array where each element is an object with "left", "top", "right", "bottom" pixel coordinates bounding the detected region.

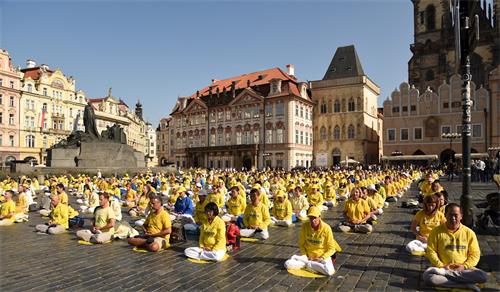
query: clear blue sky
[{"left": 1, "top": 0, "right": 413, "bottom": 126}]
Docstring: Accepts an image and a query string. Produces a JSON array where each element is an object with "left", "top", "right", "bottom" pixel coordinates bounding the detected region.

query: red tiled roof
[
  {"left": 190, "top": 67, "right": 297, "bottom": 99},
  {"left": 88, "top": 98, "right": 106, "bottom": 103},
  {"left": 21, "top": 67, "right": 53, "bottom": 80}
]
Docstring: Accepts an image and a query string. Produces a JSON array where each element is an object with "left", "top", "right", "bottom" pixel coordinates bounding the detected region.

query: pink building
[{"left": 0, "top": 49, "right": 22, "bottom": 166}]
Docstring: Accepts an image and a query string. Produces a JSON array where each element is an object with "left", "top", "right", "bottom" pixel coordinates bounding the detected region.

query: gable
[
  {"left": 229, "top": 89, "right": 263, "bottom": 106},
  {"left": 183, "top": 99, "right": 207, "bottom": 113}
]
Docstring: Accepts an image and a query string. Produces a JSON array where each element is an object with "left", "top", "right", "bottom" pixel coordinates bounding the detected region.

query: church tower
[
  {"left": 135, "top": 100, "right": 143, "bottom": 120},
  {"left": 408, "top": 0, "right": 498, "bottom": 92}
]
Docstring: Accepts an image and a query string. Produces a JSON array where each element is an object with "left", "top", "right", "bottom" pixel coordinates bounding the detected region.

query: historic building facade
[
  {"left": 408, "top": 0, "right": 498, "bottom": 92},
  {"left": 145, "top": 122, "right": 158, "bottom": 167},
  {"left": 383, "top": 76, "right": 491, "bottom": 162},
  {"left": 156, "top": 117, "right": 174, "bottom": 166},
  {"left": 0, "top": 49, "right": 22, "bottom": 166},
  {"left": 170, "top": 66, "right": 313, "bottom": 170},
  {"left": 311, "top": 45, "right": 383, "bottom": 166},
  {"left": 383, "top": 0, "right": 499, "bottom": 162},
  {"left": 19, "top": 61, "right": 87, "bottom": 165}
]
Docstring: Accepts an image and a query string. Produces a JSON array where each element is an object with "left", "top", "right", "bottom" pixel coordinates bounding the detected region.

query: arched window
[
  {"left": 320, "top": 126, "right": 327, "bottom": 140},
  {"left": 426, "top": 5, "right": 436, "bottom": 31},
  {"left": 42, "top": 136, "right": 48, "bottom": 148},
  {"left": 333, "top": 125, "right": 340, "bottom": 139},
  {"left": 27, "top": 84, "right": 33, "bottom": 92},
  {"left": 320, "top": 101, "right": 327, "bottom": 114},
  {"left": 334, "top": 100, "right": 340, "bottom": 113},
  {"left": 348, "top": 98, "right": 355, "bottom": 112},
  {"left": 25, "top": 135, "right": 35, "bottom": 148},
  {"left": 347, "top": 124, "right": 355, "bottom": 139}
]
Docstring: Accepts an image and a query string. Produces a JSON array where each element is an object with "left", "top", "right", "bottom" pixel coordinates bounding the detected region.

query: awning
[
  {"left": 381, "top": 155, "right": 438, "bottom": 161},
  {"left": 454, "top": 153, "right": 489, "bottom": 159}
]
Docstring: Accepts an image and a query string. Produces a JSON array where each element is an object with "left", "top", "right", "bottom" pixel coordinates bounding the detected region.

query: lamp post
[
  {"left": 441, "top": 132, "right": 462, "bottom": 156},
  {"left": 449, "top": 0, "right": 480, "bottom": 226}
]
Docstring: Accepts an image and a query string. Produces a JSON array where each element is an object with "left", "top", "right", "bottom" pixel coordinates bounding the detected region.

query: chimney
[
  {"left": 231, "top": 81, "right": 236, "bottom": 98},
  {"left": 286, "top": 64, "right": 295, "bottom": 76},
  {"left": 211, "top": 79, "right": 219, "bottom": 84},
  {"left": 26, "top": 59, "right": 36, "bottom": 68}
]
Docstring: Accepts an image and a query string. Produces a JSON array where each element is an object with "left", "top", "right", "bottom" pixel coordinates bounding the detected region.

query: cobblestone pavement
[{"left": 0, "top": 181, "right": 498, "bottom": 291}]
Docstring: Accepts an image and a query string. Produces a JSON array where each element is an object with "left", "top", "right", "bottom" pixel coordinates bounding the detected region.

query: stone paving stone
[{"left": 0, "top": 181, "right": 499, "bottom": 291}]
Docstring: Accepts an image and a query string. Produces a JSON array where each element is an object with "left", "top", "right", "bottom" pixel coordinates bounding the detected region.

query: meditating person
[
  {"left": 222, "top": 186, "right": 246, "bottom": 222},
  {"left": 129, "top": 185, "right": 151, "bottom": 217},
  {"left": 35, "top": 193, "right": 68, "bottom": 234},
  {"left": 172, "top": 187, "right": 194, "bottom": 222},
  {"left": 0, "top": 191, "right": 16, "bottom": 226},
  {"left": 128, "top": 195, "right": 172, "bottom": 252},
  {"left": 323, "top": 181, "right": 337, "bottom": 207},
  {"left": 406, "top": 195, "right": 445, "bottom": 255},
  {"left": 307, "top": 184, "right": 325, "bottom": 210},
  {"left": 76, "top": 192, "right": 116, "bottom": 244},
  {"left": 423, "top": 203, "right": 488, "bottom": 291},
  {"left": 338, "top": 187, "right": 373, "bottom": 233},
  {"left": 284, "top": 206, "right": 342, "bottom": 276},
  {"left": 271, "top": 190, "right": 293, "bottom": 226},
  {"left": 185, "top": 202, "right": 227, "bottom": 261},
  {"left": 290, "top": 186, "right": 309, "bottom": 222},
  {"left": 240, "top": 188, "right": 270, "bottom": 240}
]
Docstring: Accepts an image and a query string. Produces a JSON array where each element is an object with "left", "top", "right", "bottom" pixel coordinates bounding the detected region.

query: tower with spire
[{"left": 135, "top": 100, "right": 143, "bottom": 120}]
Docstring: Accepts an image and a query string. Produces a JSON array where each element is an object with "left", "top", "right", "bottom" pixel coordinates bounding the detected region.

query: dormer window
[{"left": 269, "top": 79, "right": 282, "bottom": 95}]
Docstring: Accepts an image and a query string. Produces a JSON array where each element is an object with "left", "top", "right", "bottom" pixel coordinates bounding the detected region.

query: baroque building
[
  {"left": 0, "top": 49, "right": 22, "bottom": 166},
  {"left": 311, "top": 45, "right": 383, "bottom": 166},
  {"left": 170, "top": 66, "right": 313, "bottom": 170}
]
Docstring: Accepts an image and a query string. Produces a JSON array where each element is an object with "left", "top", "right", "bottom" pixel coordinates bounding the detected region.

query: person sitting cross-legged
[
  {"left": 423, "top": 203, "right": 488, "bottom": 291},
  {"left": 338, "top": 187, "right": 373, "bottom": 233},
  {"left": 284, "top": 206, "right": 342, "bottom": 276},
  {"left": 76, "top": 192, "right": 116, "bottom": 244},
  {"left": 240, "top": 188, "right": 270, "bottom": 240},
  {"left": 271, "top": 190, "right": 293, "bottom": 227},
  {"left": 406, "top": 195, "right": 445, "bottom": 255},
  {"left": 185, "top": 202, "right": 227, "bottom": 261},
  {"left": 35, "top": 193, "right": 68, "bottom": 234},
  {"left": 128, "top": 195, "right": 172, "bottom": 252},
  {"left": 0, "top": 191, "right": 17, "bottom": 226}
]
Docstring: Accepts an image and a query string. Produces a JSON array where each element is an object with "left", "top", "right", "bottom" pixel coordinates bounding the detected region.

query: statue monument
[{"left": 46, "top": 102, "right": 145, "bottom": 168}]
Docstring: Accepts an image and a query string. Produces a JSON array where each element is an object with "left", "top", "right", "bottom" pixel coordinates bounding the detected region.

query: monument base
[{"left": 47, "top": 141, "right": 145, "bottom": 168}]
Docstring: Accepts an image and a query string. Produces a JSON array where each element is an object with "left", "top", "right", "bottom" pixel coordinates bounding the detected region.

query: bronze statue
[{"left": 83, "top": 102, "right": 100, "bottom": 139}]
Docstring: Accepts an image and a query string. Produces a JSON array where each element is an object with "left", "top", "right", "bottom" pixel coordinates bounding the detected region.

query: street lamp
[{"left": 441, "top": 132, "right": 462, "bottom": 156}]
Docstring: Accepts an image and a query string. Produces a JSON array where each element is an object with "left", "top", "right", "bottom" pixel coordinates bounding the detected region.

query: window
[
  {"left": 9, "top": 96, "right": 14, "bottom": 107},
  {"left": 401, "top": 128, "right": 409, "bottom": 141},
  {"left": 402, "top": 106, "right": 408, "bottom": 112},
  {"left": 411, "top": 105, "right": 417, "bottom": 112},
  {"left": 0, "top": 94, "right": 2, "bottom": 104},
  {"left": 236, "top": 132, "right": 242, "bottom": 145},
  {"left": 333, "top": 126, "right": 340, "bottom": 139},
  {"left": 210, "top": 112, "right": 216, "bottom": 123},
  {"left": 300, "top": 131, "right": 304, "bottom": 144},
  {"left": 226, "top": 111, "right": 231, "bottom": 121},
  {"left": 300, "top": 106, "right": 304, "bottom": 118},
  {"left": 295, "top": 105, "right": 299, "bottom": 116},
  {"left": 27, "top": 84, "right": 33, "bottom": 92},
  {"left": 392, "top": 106, "right": 400, "bottom": 113},
  {"left": 305, "top": 108, "right": 309, "bottom": 120},
  {"left": 43, "top": 88, "right": 47, "bottom": 96},
  {"left": 225, "top": 132, "right": 231, "bottom": 145},
  {"left": 25, "top": 135, "right": 35, "bottom": 148},
  {"left": 253, "top": 130, "right": 259, "bottom": 144},
  {"left": 243, "top": 131, "right": 251, "bottom": 144},
  {"left": 387, "top": 129, "right": 396, "bottom": 141},
  {"left": 334, "top": 100, "right": 340, "bottom": 113},
  {"left": 295, "top": 130, "right": 299, "bottom": 144},
  {"left": 472, "top": 124, "right": 482, "bottom": 138},
  {"left": 426, "top": 5, "right": 436, "bottom": 31},
  {"left": 9, "top": 114, "right": 14, "bottom": 125},
  {"left": 320, "top": 126, "right": 327, "bottom": 140},
  {"left": 456, "top": 125, "right": 463, "bottom": 133},
  {"left": 305, "top": 132, "right": 309, "bottom": 145},
  {"left": 43, "top": 136, "right": 48, "bottom": 148},
  {"left": 348, "top": 98, "right": 355, "bottom": 112},
  {"left": 210, "top": 134, "right": 216, "bottom": 146},
  {"left": 320, "top": 102, "right": 327, "bottom": 114},
  {"left": 9, "top": 81, "right": 14, "bottom": 88},
  {"left": 441, "top": 126, "right": 451, "bottom": 135},
  {"left": 217, "top": 133, "right": 223, "bottom": 146},
  {"left": 9, "top": 135, "right": 14, "bottom": 146},
  {"left": 265, "top": 104, "right": 273, "bottom": 117},
  {"left": 0, "top": 112, "right": 2, "bottom": 124},
  {"left": 266, "top": 129, "right": 272, "bottom": 143},
  {"left": 253, "top": 107, "right": 259, "bottom": 118},
  {"left": 347, "top": 125, "right": 355, "bottom": 139},
  {"left": 217, "top": 111, "right": 224, "bottom": 122},
  {"left": 0, "top": 135, "right": 2, "bottom": 145},
  {"left": 443, "top": 102, "right": 449, "bottom": 109},
  {"left": 276, "top": 129, "right": 284, "bottom": 143},
  {"left": 275, "top": 103, "right": 284, "bottom": 116},
  {"left": 414, "top": 128, "right": 423, "bottom": 140}
]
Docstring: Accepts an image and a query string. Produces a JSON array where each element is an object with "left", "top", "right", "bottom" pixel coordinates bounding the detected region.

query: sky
[{"left": 0, "top": 0, "right": 414, "bottom": 126}]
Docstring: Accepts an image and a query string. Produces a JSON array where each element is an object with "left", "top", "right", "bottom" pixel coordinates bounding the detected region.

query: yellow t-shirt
[
  {"left": 344, "top": 199, "right": 370, "bottom": 223},
  {"left": 226, "top": 196, "right": 246, "bottom": 216},
  {"left": 414, "top": 210, "right": 446, "bottom": 238},
  {"left": 16, "top": 192, "right": 28, "bottom": 213},
  {"left": 243, "top": 202, "right": 270, "bottom": 230},
  {"left": 307, "top": 191, "right": 323, "bottom": 207},
  {"left": 68, "top": 205, "right": 79, "bottom": 218},
  {"left": 208, "top": 193, "right": 225, "bottom": 208},
  {"left": 0, "top": 200, "right": 16, "bottom": 221},
  {"left": 194, "top": 200, "right": 208, "bottom": 225},
  {"left": 199, "top": 216, "right": 226, "bottom": 251},
  {"left": 299, "top": 221, "right": 342, "bottom": 259},
  {"left": 94, "top": 206, "right": 115, "bottom": 233},
  {"left": 50, "top": 203, "right": 69, "bottom": 229},
  {"left": 144, "top": 208, "right": 172, "bottom": 243},
  {"left": 426, "top": 224, "right": 480, "bottom": 269},
  {"left": 272, "top": 199, "right": 292, "bottom": 221},
  {"left": 125, "top": 189, "right": 137, "bottom": 202},
  {"left": 137, "top": 195, "right": 150, "bottom": 210}
]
